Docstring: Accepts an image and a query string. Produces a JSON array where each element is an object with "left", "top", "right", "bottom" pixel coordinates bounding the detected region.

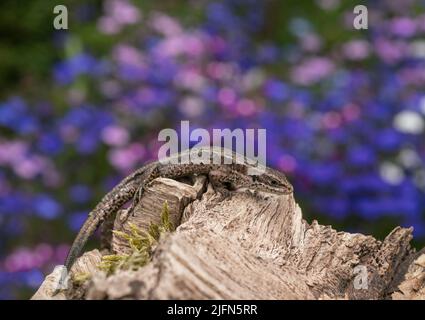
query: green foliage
[
  {"left": 98, "top": 201, "right": 174, "bottom": 276},
  {"left": 71, "top": 272, "right": 92, "bottom": 286}
]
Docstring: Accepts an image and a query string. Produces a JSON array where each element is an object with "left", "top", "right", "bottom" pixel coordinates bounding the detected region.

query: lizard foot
[
  {"left": 212, "top": 185, "right": 233, "bottom": 203},
  {"left": 247, "top": 189, "right": 269, "bottom": 201},
  {"left": 125, "top": 185, "right": 147, "bottom": 219}
]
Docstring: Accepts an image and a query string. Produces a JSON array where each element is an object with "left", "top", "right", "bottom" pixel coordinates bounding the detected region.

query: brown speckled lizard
[{"left": 64, "top": 147, "right": 293, "bottom": 270}]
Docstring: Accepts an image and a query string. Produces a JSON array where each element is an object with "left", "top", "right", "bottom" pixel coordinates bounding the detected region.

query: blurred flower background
[{"left": 0, "top": 0, "right": 425, "bottom": 299}]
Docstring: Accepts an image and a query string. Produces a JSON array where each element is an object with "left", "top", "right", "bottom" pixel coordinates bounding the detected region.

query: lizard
[{"left": 64, "top": 146, "right": 293, "bottom": 271}]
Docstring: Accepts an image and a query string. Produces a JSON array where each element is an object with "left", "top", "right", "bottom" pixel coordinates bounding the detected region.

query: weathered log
[{"left": 32, "top": 175, "right": 425, "bottom": 300}]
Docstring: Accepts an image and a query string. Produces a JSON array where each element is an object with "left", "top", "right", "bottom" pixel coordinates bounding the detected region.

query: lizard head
[{"left": 249, "top": 167, "right": 293, "bottom": 195}]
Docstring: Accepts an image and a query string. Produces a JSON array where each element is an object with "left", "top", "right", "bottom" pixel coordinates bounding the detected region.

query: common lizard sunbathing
[{"left": 64, "top": 147, "right": 293, "bottom": 270}]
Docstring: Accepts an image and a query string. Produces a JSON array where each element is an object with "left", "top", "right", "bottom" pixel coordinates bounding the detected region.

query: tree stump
[{"left": 32, "top": 174, "right": 425, "bottom": 300}]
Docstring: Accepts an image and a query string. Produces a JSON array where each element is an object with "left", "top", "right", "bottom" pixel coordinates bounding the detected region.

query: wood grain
[{"left": 33, "top": 174, "right": 425, "bottom": 300}]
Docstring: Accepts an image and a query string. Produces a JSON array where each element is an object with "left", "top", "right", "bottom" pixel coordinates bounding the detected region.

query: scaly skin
[{"left": 64, "top": 147, "right": 293, "bottom": 270}]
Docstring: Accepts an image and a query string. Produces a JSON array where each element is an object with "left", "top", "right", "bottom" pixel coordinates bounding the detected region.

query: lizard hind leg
[
  {"left": 120, "top": 185, "right": 143, "bottom": 222},
  {"left": 208, "top": 170, "right": 232, "bottom": 202},
  {"left": 121, "top": 163, "right": 160, "bottom": 222},
  {"left": 208, "top": 168, "right": 256, "bottom": 202}
]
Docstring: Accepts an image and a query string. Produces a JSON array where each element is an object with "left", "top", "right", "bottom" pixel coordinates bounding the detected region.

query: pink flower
[
  {"left": 108, "top": 143, "right": 146, "bottom": 171},
  {"left": 97, "top": 16, "right": 121, "bottom": 34},
  {"left": 278, "top": 155, "right": 297, "bottom": 173},
  {"left": 98, "top": 0, "right": 141, "bottom": 34},
  {"left": 218, "top": 87, "right": 237, "bottom": 107},
  {"left": 322, "top": 112, "right": 343, "bottom": 129},
  {"left": 3, "top": 243, "right": 59, "bottom": 272},
  {"left": 291, "top": 57, "right": 335, "bottom": 85},
  {"left": 179, "top": 96, "right": 205, "bottom": 118},
  {"left": 110, "top": 1, "right": 141, "bottom": 25},
  {"left": 300, "top": 34, "right": 322, "bottom": 52},
  {"left": 174, "top": 68, "right": 207, "bottom": 92},
  {"left": 154, "top": 33, "right": 206, "bottom": 58},
  {"left": 101, "top": 125, "right": 130, "bottom": 147},
  {"left": 113, "top": 44, "right": 145, "bottom": 66},
  {"left": 0, "top": 141, "right": 27, "bottom": 165},
  {"left": 390, "top": 17, "right": 417, "bottom": 37},
  {"left": 236, "top": 99, "right": 257, "bottom": 117},
  {"left": 342, "top": 40, "right": 370, "bottom": 60},
  {"left": 342, "top": 104, "right": 361, "bottom": 122},
  {"left": 149, "top": 13, "right": 182, "bottom": 36},
  {"left": 13, "top": 158, "right": 42, "bottom": 179},
  {"left": 206, "top": 62, "right": 234, "bottom": 80},
  {"left": 374, "top": 39, "right": 407, "bottom": 64}
]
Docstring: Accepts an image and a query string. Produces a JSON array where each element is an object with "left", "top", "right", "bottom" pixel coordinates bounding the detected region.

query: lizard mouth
[{"left": 265, "top": 185, "right": 290, "bottom": 194}]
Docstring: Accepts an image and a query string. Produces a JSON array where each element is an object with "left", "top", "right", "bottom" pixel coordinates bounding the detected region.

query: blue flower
[
  {"left": 257, "top": 44, "right": 280, "bottom": 64},
  {"left": 33, "top": 195, "right": 62, "bottom": 220},
  {"left": 61, "top": 106, "right": 91, "bottom": 127},
  {"left": 38, "top": 133, "right": 63, "bottom": 155},
  {"left": 374, "top": 129, "right": 402, "bottom": 151},
  {"left": 24, "top": 269, "right": 44, "bottom": 288},
  {"left": 16, "top": 117, "right": 38, "bottom": 135},
  {"left": 206, "top": 2, "right": 238, "bottom": 30},
  {"left": 264, "top": 80, "right": 288, "bottom": 102},
  {"left": 70, "top": 185, "right": 91, "bottom": 204},
  {"left": 347, "top": 146, "right": 376, "bottom": 167},
  {"left": 117, "top": 64, "right": 146, "bottom": 82},
  {"left": 53, "top": 53, "right": 100, "bottom": 85},
  {"left": 68, "top": 211, "right": 88, "bottom": 232},
  {"left": 0, "top": 98, "right": 39, "bottom": 134},
  {"left": 307, "top": 163, "right": 341, "bottom": 184},
  {"left": 356, "top": 199, "right": 383, "bottom": 219},
  {"left": 77, "top": 130, "right": 101, "bottom": 154},
  {"left": 0, "top": 193, "right": 29, "bottom": 216}
]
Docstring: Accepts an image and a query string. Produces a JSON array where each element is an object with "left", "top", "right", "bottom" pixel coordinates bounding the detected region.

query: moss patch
[{"left": 98, "top": 201, "right": 174, "bottom": 276}]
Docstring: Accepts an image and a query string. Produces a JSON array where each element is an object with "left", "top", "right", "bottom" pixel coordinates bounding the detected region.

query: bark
[{"left": 32, "top": 175, "right": 425, "bottom": 300}]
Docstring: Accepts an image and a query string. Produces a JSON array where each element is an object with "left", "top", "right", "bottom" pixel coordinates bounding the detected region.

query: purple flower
[
  {"left": 70, "top": 185, "right": 91, "bottom": 204},
  {"left": 257, "top": 44, "right": 280, "bottom": 64},
  {"left": 206, "top": 2, "right": 238, "bottom": 30},
  {"left": 390, "top": 17, "right": 417, "bottom": 38},
  {"left": 0, "top": 98, "right": 39, "bottom": 134},
  {"left": 54, "top": 53, "right": 101, "bottom": 84},
  {"left": 33, "top": 195, "right": 62, "bottom": 220},
  {"left": 264, "top": 80, "right": 288, "bottom": 102},
  {"left": 38, "top": 133, "right": 63, "bottom": 155},
  {"left": 307, "top": 163, "right": 341, "bottom": 184},
  {"left": 24, "top": 269, "right": 44, "bottom": 288},
  {"left": 342, "top": 40, "right": 370, "bottom": 60},
  {"left": 0, "top": 192, "right": 29, "bottom": 216},
  {"left": 68, "top": 211, "right": 89, "bottom": 232},
  {"left": 374, "top": 38, "right": 407, "bottom": 64},
  {"left": 374, "top": 129, "right": 402, "bottom": 151},
  {"left": 347, "top": 146, "right": 376, "bottom": 167},
  {"left": 290, "top": 57, "right": 335, "bottom": 85},
  {"left": 1, "top": 0, "right": 425, "bottom": 299}
]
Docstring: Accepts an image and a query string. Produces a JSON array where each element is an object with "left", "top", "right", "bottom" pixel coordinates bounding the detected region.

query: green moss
[
  {"left": 98, "top": 201, "right": 174, "bottom": 276},
  {"left": 71, "top": 272, "right": 92, "bottom": 286}
]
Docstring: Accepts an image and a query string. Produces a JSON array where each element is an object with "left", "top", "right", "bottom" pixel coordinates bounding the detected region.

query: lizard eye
[{"left": 271, "top": 179, "right": 279, "bottom": 185}]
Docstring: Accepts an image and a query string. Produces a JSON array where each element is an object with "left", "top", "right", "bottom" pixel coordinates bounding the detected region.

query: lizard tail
[{"left": 64, "top": 213, "right": 101, "bottom": 270}]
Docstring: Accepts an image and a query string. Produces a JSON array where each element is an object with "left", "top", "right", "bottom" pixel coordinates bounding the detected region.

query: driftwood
[{"left": 32, "top": 174, "right": 425, "bottom": 300}]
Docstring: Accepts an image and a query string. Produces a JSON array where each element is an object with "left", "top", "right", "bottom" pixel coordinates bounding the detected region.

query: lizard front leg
[
  {"left": 208, "top": 168, "right": 253, "bottom": 201},
  {"left": 120, "top": 162, "right": 161, "bottom": 222}
]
